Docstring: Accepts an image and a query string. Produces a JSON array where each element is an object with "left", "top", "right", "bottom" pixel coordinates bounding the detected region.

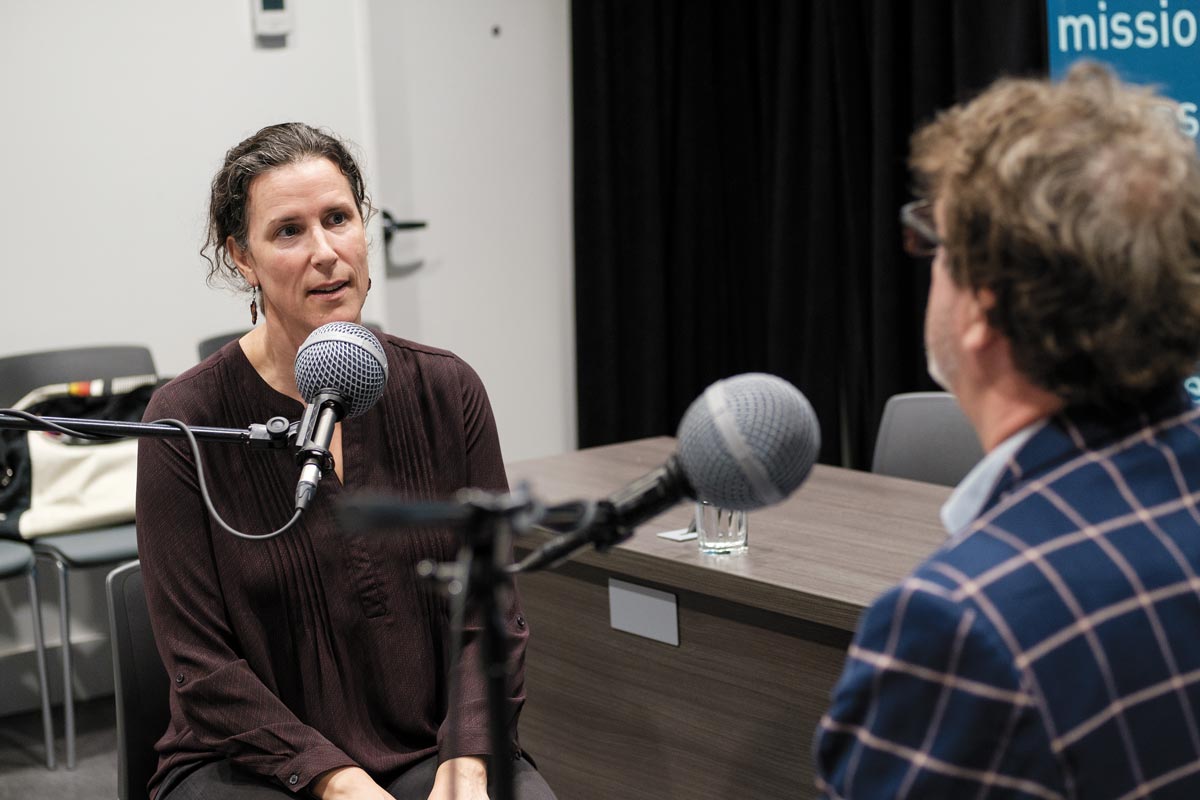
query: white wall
[
  {"left": 0, "top": 0, "right": 575, "bottom": 716},
  {"left": 367, "top": 1, "right": 576, "bottom": 464},
  {"left": 0, "top": 0, "right": 387, "bottom": 375},
  {"left": 1, "top": 0, "right": 575, "bottom": 458}
]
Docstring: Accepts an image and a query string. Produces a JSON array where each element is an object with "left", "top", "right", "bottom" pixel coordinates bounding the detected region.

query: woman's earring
[{"left": 250, "top": 287, "right": 259, "bottom": 325}]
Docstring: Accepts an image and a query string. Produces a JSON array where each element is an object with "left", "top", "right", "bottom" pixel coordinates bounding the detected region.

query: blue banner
[
  {"left": 1047, "top": 0, "right": 1200, "bottom": 406},
  {"left": 1047, "top": 0, "right": 1200, "bottom": 138}
]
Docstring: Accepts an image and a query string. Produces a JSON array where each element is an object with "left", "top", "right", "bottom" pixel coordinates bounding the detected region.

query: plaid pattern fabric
[{"left": 815, "top": 400, "right": 1200, "bottom": 799}]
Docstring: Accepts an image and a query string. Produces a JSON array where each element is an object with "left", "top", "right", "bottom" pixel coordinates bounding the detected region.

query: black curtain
[{"left": 573, "top": 0, "right": 1048, "bottom": 467}]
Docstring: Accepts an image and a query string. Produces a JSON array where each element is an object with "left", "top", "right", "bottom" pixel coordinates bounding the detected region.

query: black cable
[
  {"left": 0, "top": 408, "right": 121, "bottom": 440},
  {"left": 152, "top": 419, "right": 303, "bottom": 542}
]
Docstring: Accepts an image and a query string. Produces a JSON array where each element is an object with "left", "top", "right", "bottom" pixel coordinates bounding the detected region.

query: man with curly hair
[{"left": 815, "top": 63, "right": 1200, "bottom": 798}]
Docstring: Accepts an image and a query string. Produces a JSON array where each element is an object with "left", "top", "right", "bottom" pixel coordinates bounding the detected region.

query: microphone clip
[
  {"left": 293, "top": 391, "right": 344, "bottom": 474},
  {"left": 296, "top": 445, "right": 335, "bottom": 476}
]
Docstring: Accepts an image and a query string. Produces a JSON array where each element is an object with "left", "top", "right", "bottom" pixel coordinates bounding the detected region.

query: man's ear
[
  {"left": 228, "top": 236, "right": 256, "bottom": 286},
  {"left": 962, "top": 287, "right": 1000, "bottom": 352}
]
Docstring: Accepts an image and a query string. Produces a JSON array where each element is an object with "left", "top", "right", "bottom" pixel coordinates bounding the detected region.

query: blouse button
[
  {"left": 516, "top": 615, "right": 526, "bottom": 629},
  {"left": 289, "top": 773, "right": 299, "bottom": 785},
  {"left": 175, "top": 673, "right": 184, "bottom": 684}
]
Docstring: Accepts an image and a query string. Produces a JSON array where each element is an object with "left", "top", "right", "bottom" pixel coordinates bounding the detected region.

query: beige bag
[
  {"left": 17, "top": 431, "right": 139, "bottom": 537},
  {"left": 0, "top": 375, "right": 157, "bottom": 539}
]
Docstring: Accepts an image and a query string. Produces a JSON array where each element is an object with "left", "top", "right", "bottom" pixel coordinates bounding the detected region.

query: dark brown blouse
[{"left": 135, "top": 334, "right": 527, "bottom": 797}]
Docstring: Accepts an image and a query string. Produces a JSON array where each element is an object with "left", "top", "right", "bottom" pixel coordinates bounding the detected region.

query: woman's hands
[
  {"left": 311, "top": 755, "right": 489, "bottom": 799},
  {"left": 311, "top": 766, "right": 394, "bottom": 799},
  {"left": 427, "top": 756, "right": 490, "bottom": 800}
]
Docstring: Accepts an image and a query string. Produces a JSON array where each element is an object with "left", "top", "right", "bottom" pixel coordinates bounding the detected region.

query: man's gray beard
[{"left": 926, "top": 347, "right": 952, "bottom": 391}]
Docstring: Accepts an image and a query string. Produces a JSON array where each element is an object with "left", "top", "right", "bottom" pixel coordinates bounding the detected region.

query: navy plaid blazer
[{"left": 815, "top": 397, "right": 1200, "bottom": 799}]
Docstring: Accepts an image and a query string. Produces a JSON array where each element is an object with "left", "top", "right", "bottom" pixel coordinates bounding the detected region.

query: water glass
[{"left": 695, "top": 501, "right": 748, "bottom": 554}]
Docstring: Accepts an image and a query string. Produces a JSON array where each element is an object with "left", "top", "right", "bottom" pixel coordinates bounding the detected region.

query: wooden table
[{"left": 505, "top": 437, "right": 952, "bottom": 800}]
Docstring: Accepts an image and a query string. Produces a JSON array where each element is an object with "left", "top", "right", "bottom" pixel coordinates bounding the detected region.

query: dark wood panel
[{"left": 516, "top": 561, "right": 851, "bottom": 800}]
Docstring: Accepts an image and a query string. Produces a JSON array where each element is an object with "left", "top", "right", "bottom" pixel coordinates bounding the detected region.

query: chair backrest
[
  {"left": 0, "top": 346, "right": 156, "bottom": 408},
  {"left": 107, "top": 561, "right": 170, "bottom": 800},
  {"left": 871, "top": 391, "right": 985, "bottom": 487},
  {"left": 197, "top": 330, "right": 245, "bottom": 361}
]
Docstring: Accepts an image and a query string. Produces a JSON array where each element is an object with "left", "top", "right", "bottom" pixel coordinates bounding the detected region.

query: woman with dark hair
[{"left": 136, "top": 123, "right": 554, "bottom": 800}]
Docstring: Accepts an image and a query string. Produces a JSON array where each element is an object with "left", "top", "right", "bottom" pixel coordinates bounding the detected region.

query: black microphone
[
  {"left": 292, "top": 322, "right": 389, "bottom": 511},
  {"left": 518, "top": 373, "right": 822, "bottom": 570}
]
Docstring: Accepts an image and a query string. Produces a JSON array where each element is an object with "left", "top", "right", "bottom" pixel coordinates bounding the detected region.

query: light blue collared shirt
[{"left": 940, "top": 423, "right": 1040, "bottom": 540}]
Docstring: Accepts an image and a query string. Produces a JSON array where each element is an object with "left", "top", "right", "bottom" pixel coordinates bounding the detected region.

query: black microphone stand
[
  {"left": 343, "top": 485, "right": 543, "bottom": 800},
  {"left": 337, "top": 482, "right": 664, "bottom": 800}
]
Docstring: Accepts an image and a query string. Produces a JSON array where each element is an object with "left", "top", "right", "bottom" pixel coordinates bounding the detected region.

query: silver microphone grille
[
  {"left": 675, "top": 373, "right": 820, "bottom": 511},
  {"left": 294, "top": 322, "right": 389, "bottom": 419}
]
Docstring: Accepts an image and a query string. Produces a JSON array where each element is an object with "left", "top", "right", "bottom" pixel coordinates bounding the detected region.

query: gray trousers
[{"left": 158, "top": 753, "right": 557, "bottom": 800}]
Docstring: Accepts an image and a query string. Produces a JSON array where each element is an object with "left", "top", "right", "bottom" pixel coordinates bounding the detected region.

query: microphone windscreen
[
  {"left": 294, "top": 322, "right": 389, "bottom": 418},
  {"left": 675, "top": 373, "right": 820, "bottom": 511}
]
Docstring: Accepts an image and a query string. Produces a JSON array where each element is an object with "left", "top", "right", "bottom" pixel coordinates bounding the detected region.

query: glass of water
[{"left": 694, "top": 501, "right": 748, "bottom": 554}]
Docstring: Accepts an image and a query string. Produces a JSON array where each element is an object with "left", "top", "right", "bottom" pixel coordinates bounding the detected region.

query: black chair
[
  {"left": 871, "top": 391, "right": 985, "bottom": 487},
  {"left": 0, "top": 539, "right": 55, "bottom": 768},
  {"left": 0, "top": 344, "right": 156, "bottom": 769},
  {"left": 197, "top": 330, "right": 245, "bottom": 361},
  {"left": 106, "top": 561, "right": 169, "bottom": 800}
]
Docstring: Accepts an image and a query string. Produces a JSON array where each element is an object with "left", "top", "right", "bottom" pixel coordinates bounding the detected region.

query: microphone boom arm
[
  {"left": 0, "top": 411, "right": 296, "bottom": 449},
  {"left": 337, "top": 456, "right": 695, "bottom": 575},
  {"left": 513, "top": 455, "right": 693, "bottom": 573}
]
